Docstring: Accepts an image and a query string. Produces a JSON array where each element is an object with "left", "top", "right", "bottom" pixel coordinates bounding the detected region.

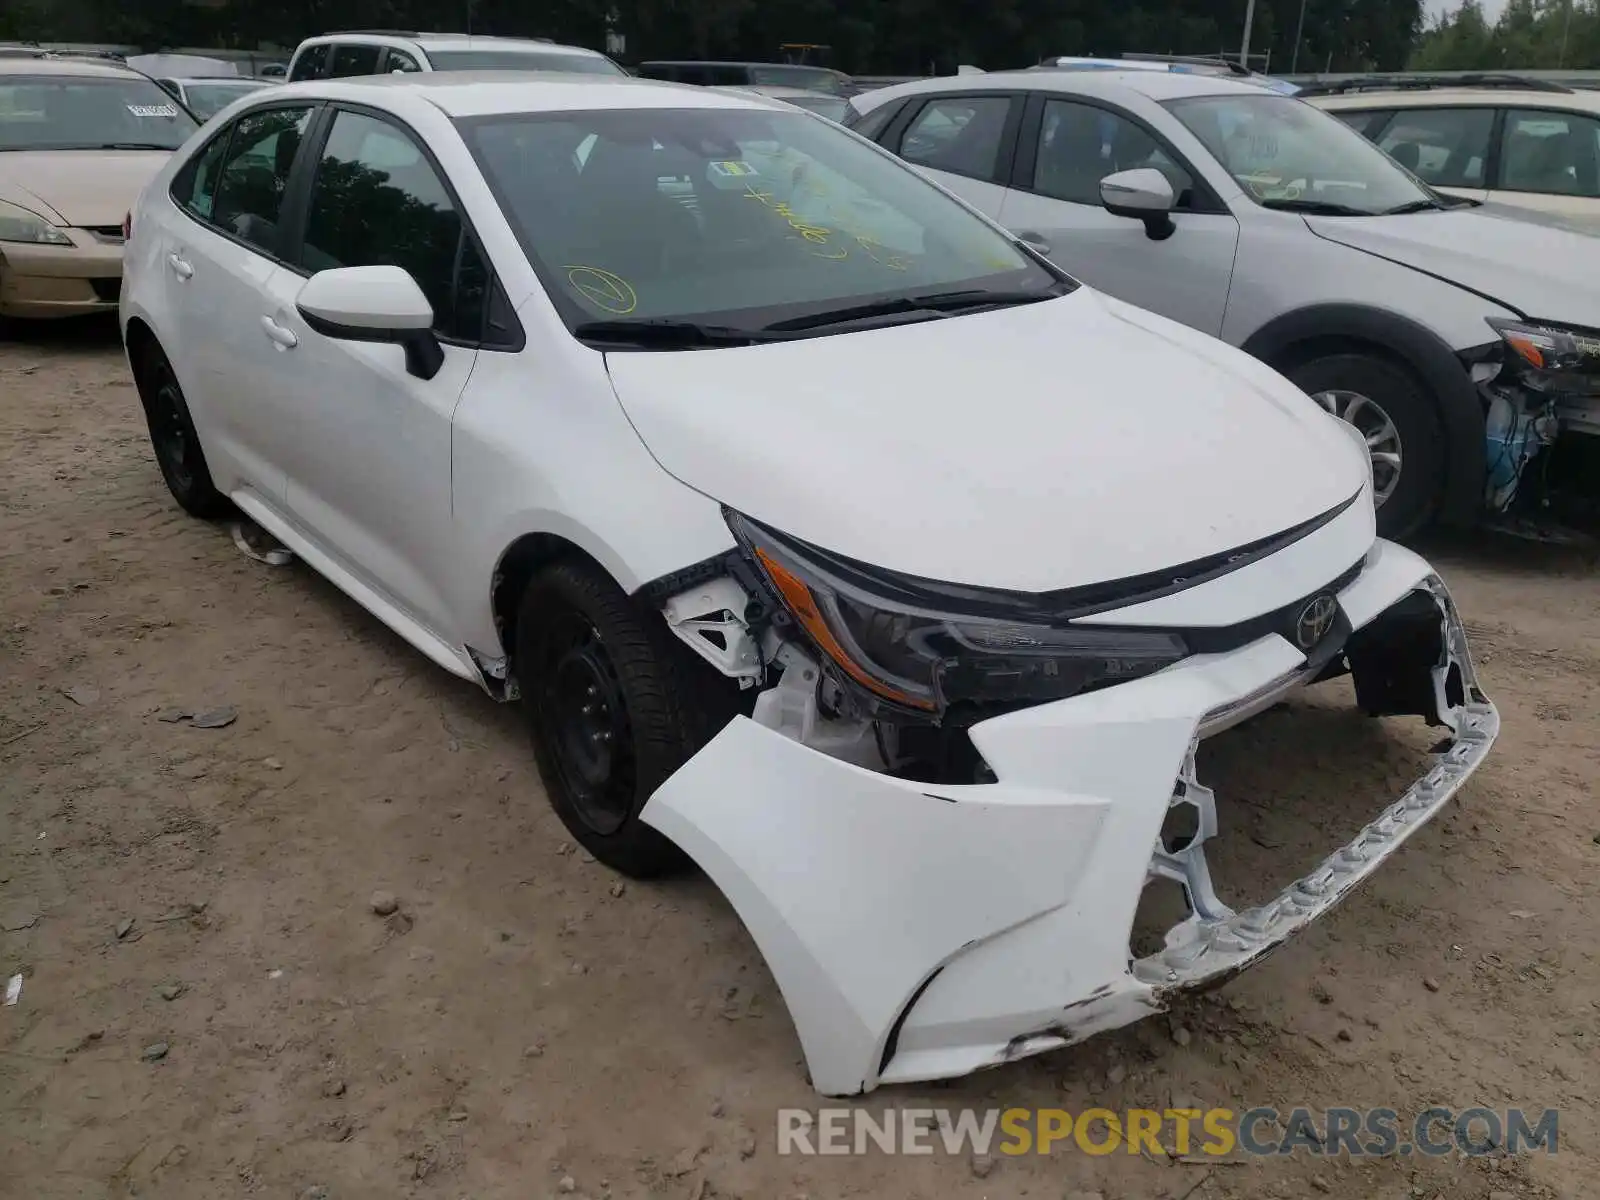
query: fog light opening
[{"left": 1131, "top": 876, "right": 1192, "bottom": 960}]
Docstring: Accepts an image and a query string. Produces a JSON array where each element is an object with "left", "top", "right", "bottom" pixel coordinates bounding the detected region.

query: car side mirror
[
  {"left": 1100, "top": 168, "right": 1177, "bottom": 241},
  {"left": 295, "top": 265, "right": 444, "bottom": 380}
]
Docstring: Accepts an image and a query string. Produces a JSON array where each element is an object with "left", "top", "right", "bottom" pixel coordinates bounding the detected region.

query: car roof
[
  {"left": 0, "top": 55, "right": 147, "bottom": 79},
  {"left": 641, "top": 60, "right": 846, "bottom": 73},
  {"left": 858, "top": 67, "right": 1266, "bottom": 108},
  {"left": 297, "top": 32, "right": 606, "bottom": 59},
  {"left": 270, "top": 71, "right": 776, "bottom": 117},
  {"left": 1312, "top": 88, "right": 1600, "bottom": 113}
]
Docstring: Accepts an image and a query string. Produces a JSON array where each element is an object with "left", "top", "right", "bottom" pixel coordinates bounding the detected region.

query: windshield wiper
[
  {"left": 1258, "top": 197, "right": 1375, "bottom": 216},
  {"left": 94, "top": 142, "right": 180, "bottom": 150},
  {"left": 764, "top": 286, "right": 1066, "bottom": 334},
  {"left": 1381, "top": 198, "right": 1449, "bottom": 215},
  {"left": 573, "top": 318, "right": 791, "bottom": 349}
]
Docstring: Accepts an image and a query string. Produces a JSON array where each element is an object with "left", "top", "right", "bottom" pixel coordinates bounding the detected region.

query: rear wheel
[
  {"left": 135, "top": 342, "right": 229, "bottom": 518},
  {"left": 1288, "top": 352, "right": 1443, "bottom": 540},
  {"left": 517, "top": 560, "right": 737, "bottom": 877}
]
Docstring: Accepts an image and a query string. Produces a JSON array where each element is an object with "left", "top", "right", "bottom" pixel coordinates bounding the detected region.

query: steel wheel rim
[
  {"left": 1312, "top": 389, "right": 1402, "bottom": 507},
  {"left": 533, "top": 611, "right": 635, "bottom": 836},
  {"left": 150, "top": 362, "right": 195, "bottom": 495}
]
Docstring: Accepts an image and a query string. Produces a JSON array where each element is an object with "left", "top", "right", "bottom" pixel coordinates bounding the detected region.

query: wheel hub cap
[{"left": 1312, "top": 389, "right": 1402, "bottom": 507}]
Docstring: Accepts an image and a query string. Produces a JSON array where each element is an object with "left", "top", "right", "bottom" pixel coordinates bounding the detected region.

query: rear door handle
[
  {"left": 167, "top": 252, "right": 193, "bottom": 280},
  {"left": 260, "top": 315, "right": 299, "bottom": 349},
  {"left": 1016, "top": 231, "right": 1053, "bottom": 255}
]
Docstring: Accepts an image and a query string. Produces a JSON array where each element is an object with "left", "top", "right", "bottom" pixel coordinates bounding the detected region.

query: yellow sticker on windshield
[
  {"left": 710, "top": 160, "right": 759, "bottom": 178},
  {"left": 565, "top": 266, "right": 637, "bottom": 316}
]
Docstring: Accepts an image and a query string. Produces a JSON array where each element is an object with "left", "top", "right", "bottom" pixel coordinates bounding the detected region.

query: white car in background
[
  {"left": 849, "top": 70, "right": 1600, "bottom": 536},
  {"left": 1303, "top": 76, "right": 1600, "bottom": 227},
  {"left": 120, "top": 72, "right": 1497, "bottom": 1096},
  {"left": 285, "top": 31, "right": 625, "bottom": 81}
]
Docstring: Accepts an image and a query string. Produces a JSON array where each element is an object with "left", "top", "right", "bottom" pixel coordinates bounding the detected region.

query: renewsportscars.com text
[{"left": 776, "top": 1106, "right": 1558, "bottom": 1158}]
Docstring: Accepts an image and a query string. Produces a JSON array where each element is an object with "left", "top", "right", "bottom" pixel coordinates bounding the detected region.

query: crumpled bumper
[{"left": 641, "top": 540, "right": 1498, "bottom": 1096}]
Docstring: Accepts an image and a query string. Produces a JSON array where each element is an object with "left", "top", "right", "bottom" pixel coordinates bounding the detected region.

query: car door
[
  {"left": 159, "top": 104, "right": 318, "bottom": 499},
  {"left": 997, "top": 95, "right": 1240, "bottom": 336},
  {"left": 255, "top": 106, "right": 487, "bottom": 645},
  {"left": 1370, "top": 106, "right": 1494, "bottom": 203},
  {"left": 881, "top": 92, "right": 1022, "bottom": 219},
  {"left": 1488, "top": 107, "right": 1600, "bottom": 223}
]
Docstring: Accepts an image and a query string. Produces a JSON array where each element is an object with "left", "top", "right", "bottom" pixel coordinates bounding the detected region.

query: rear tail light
[{"left": 122, "top": 211, "right": 132, "bottom": 241}]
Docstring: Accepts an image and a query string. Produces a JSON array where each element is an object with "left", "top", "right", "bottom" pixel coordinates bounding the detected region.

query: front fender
[{"left": 1241, "top": 304, "right": 1487, "bottom": 527}]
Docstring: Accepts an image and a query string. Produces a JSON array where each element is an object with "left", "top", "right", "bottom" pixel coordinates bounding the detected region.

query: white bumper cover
[{"left": 641, "top": 541, "right": 1498, "bottom": 1096}]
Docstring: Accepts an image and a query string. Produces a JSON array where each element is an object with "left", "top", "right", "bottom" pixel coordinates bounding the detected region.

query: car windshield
[
  {"left": 463, "top": 105, "right": 1061, "bottom": 338},
  {"left": 424, "top": 49, "right": 625, "bottom": 76},
  {"left": 1166, "top": 92, "right": 1434, "bottom": 215},
  {"left": 181, "top": 81, "right": 267, "bottom": 119},
  {"left": 783, "top": 93, "right": 850, "bottom": 122},
  {"left": 748, "top": 65, "right": 847, "bottom": 95},
  {"left": 0, "top": 75, "right": 199, "bottom": 150}
]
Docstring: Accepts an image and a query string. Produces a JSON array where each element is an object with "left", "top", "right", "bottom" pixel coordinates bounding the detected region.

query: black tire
[
  {"left": 1288, "top": 352, "right": 1444, "bottom": 541},
  {"left": 134, "top": 341, "right": 230, "bottom": 519},
  {"left": 516, "top": 560, "right": 739, "bottom": 878}
]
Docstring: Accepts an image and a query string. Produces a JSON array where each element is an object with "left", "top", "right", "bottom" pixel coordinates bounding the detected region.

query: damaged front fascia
[{"left": 984, "top": 580, "right": 1497, "bottom": 1077}]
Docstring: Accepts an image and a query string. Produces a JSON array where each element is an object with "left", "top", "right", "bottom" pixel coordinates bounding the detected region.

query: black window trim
[
  {"left": 167, "top": 100, "right": 327, "bottom": 273},
  {"left": 1491, "top": 104, "right": 1600, "bottom": 197},
  {"left": 844, "top": 95, "right": 908, "bottom": 139},
  {"left": 884, "top": 91, "right": 1026, "bottom": 187},
  {"left": 281, "top": 99, "right": 524, "bottom": 352},
  {"left": 1365, "top": 103, "right": 1502, "bottom": 191},
  {"left": 1013, "top": 91, "right": 1227, "bottom": 215}
]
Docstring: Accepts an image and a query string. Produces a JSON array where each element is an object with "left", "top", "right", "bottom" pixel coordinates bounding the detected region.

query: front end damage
[
  {"left": 1470, "top": 320, "right": 1600, "bottom": 528},
  {"left": 641, "top": 535, "right": 1497, "bottom": 1097}
]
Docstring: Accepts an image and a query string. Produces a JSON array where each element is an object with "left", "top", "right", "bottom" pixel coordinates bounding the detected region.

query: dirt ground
[{"left": 1, "top": 320, "right": 1596, "bottom": 1200}]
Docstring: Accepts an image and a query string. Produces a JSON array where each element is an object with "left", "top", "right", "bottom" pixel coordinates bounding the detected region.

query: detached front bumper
[
  {"left": 642, "top": 540, "right": 1497, "bottom": 1096},
  {"left": 0, "top": 230, "right": 124, "bottom": 319}
]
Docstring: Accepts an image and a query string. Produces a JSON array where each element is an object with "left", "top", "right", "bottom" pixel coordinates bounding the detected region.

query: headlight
[
  {"left": 1487, "top": 317, "right": 1600, "bottom": 393},
  {"left": 0, "top": 198, "right": 73, "bottom": 246},
  {"left": 729, "top": 513, "right": 1189, "bottom": 714}
]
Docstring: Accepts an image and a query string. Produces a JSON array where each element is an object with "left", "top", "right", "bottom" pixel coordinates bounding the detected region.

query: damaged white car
[{"left": 120, "top": 74, "right": 1499, "bottom": 1096}]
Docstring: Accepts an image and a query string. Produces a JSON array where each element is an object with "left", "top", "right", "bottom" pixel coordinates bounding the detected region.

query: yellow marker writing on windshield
[{"left": 565, "top": 266, "right": 637, "bottom": 315}]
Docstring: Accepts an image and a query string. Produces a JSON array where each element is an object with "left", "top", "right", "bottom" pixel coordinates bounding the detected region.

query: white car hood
[
  {"left": 1305, "top": 208, "right": 1600, "bottom": 327},
  {"left": 605, "top": 290, "right": 1367, "bottom": 593}
]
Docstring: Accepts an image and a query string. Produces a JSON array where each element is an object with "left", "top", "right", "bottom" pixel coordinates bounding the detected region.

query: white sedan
[{"left": 120, "top": 72, "right": 1498, "bottom": 1096}]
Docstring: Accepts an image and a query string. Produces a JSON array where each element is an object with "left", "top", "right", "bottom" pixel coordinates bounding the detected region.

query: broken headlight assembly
[
  {"left": 1487, "top": 317, "right": 1600, "bottom": 394},
  {"left": 728, "top": 513, "right": 1189, "bottom": 715}
]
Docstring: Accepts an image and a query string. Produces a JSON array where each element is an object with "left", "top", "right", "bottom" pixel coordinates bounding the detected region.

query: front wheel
[
  {"left": 1288, "top": 353, "right": 1444, "bottom": 541},
  {"left": 517, "top": 560, "right": 737, "bottom": 877}
]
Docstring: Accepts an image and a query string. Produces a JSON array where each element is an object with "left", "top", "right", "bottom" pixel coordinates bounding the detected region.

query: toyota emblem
[{"left": 1294, "top": 594, "right": 1339, "bottom": 650}]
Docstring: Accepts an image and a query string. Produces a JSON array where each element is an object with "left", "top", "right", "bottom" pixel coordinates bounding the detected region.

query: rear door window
[
  {"left": 1376, "top": 107, "right": 1493, "bottom": 187},
  {"left": 328, "top": 44, "right": 382, "bottom": 78}
]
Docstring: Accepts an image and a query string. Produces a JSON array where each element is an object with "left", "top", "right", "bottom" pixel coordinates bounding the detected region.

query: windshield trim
[
  {"left": 1160, "top": 92, "right": 1437, "bottom": 217},
  {"left": 455, "top": 106, "right": 1074, "bottom": 347}
]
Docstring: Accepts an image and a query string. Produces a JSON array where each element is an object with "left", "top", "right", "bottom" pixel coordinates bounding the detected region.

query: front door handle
[
  {"left": 260, "top": 315, "right": 299, "bottom": 350},
  {"left": 1016, "top": 231, "right": 1053, "bottom": 255},
  {"left": 167, "top": 252, "right": 194, "bottom": 280}
]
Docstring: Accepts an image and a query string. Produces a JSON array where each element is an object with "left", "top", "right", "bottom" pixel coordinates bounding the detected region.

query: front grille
[
  {"left": 83, "top": 226, "right": 126, "bottom": 244},
  {"left": 89, "top": 278, "right": 121, "bottom": 303}
]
